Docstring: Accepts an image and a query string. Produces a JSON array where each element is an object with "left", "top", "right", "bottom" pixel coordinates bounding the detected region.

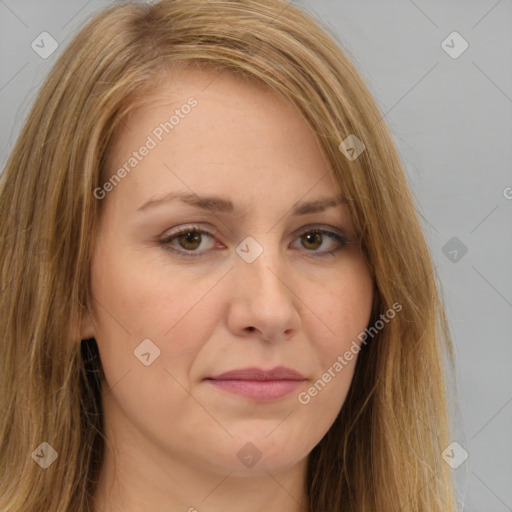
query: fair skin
[{"left": 83, "top": 68, "right": 373, "bottom": 512}]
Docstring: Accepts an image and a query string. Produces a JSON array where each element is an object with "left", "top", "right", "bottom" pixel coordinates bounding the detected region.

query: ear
[{"left": 80, "top": 307, "right": 96, "bottom": 340}]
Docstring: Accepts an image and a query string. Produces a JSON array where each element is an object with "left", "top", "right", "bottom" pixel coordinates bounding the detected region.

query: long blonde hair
[{"left": 0, "top": 1, "right": 456, "bottom": 510}]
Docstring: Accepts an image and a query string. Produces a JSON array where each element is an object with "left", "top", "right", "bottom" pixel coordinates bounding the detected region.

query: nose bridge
[
  {"left": 235, "top": 234, "right": 288, "bottom": 298},
  {"left": 229, "top": 234, "right": 300, "bottom": 339}
]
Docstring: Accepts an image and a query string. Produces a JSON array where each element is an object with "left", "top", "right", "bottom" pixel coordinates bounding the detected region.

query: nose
[{"left": 226, "top": 242, "right": 301, "bottom": 343}]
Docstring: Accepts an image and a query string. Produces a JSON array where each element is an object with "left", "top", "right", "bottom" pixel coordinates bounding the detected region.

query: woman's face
[{"left": 85, "top": 68, "right": 373, "bottom": 478}]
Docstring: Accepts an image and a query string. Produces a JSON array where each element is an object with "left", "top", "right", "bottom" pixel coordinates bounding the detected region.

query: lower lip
[{"left": 206, "top": 379, "right": 304, "bottom": 402}]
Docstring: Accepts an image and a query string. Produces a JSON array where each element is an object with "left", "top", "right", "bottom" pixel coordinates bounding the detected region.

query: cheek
[
  {"left": 90, "top": 243, "right": 223, "bottom": 375},
  {"left": 314, "top": 258, "right": 374, "bottom": 359},
  {"left": 297, "top": 259, "right": 372, "bottom": 414},
  {"left": 296, "top": 264, "right": 373, "bottom": 437}
]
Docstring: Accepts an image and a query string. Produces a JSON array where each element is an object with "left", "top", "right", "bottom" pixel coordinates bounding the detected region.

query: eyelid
[
  {"left": 160, "top": 224, "right": 216, "bottom": 239},
  {"left": 158, "top": 223, "right": 350, "bottom": 258},
  {"left": 293, "top": 224, "right": 348, "bottom": 240},
  {"left": 158, "top": 224, "right": 220, "bottom": 258},
  {"left": 291, "top": 225, "right": 350, "bottom": 256}
]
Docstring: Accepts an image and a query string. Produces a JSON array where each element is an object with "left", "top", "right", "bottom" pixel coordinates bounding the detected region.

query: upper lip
[{"left": 206, "top": 366, "right": 306, "bottom": 381}]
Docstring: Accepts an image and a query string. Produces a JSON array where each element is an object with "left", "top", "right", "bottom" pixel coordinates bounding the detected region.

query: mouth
[{"left": 204, "top": 366, "right": 307, "bottom": 402}]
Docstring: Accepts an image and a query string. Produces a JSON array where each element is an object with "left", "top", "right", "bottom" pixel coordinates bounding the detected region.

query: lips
[
  {"left": 208, "top": 366, "right": 306, "bottom": 381},
  {"left": 205, "top": 366, "right": 306, "bottom": 402}
]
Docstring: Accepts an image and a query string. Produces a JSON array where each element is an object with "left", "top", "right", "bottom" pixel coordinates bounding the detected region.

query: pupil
[
  {"left": 304, "top": 233, "right": 321, "bottom": 249},
  {"left": 180, "top": 232, "right": 201, "bottom": 249}
]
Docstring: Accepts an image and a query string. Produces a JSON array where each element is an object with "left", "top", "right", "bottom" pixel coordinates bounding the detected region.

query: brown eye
[
  {"left": 177, "top": 231, "right": 203, "bottom": 250},
  {"left": 160, "top": 227, "right": 217, "bottom": 256},
  {"left": 301, "top": 232, "right": 323, "bottom": 250},
  {"left": 292, "top": 228, "right": 348, "bottom": 256}
]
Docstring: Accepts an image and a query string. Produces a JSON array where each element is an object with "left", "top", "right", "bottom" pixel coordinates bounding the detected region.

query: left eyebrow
[
  {"left": 291, "top": 196, "right": 347, "bottom": 215},
  {"left": 137, "top": 191, "right": 347, "bottom": 216}
]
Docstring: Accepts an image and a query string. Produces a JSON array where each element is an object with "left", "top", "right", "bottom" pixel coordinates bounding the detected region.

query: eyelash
[{"left": 158, "top": 224, "right": 349, "bottom": 259}]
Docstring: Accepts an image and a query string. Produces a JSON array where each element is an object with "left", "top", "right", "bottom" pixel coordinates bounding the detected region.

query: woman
[{"left": 0, "top": 0, "right": 456, "bottom": 510}]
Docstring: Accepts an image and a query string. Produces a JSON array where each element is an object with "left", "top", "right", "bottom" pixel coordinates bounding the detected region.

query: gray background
[{"left": 1, "top": 1, "right": 511, "bottom": 510}]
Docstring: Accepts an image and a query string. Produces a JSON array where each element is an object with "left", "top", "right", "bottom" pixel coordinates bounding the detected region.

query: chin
[{"left": 206, "top": 433, "right": 311, "bottom": 476}]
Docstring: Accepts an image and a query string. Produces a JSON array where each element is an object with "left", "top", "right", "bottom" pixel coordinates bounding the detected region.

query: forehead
[
  {"left": 108, "top": 65, "right": 324, "bottom": 155},
  {"left": 101, "top": 67, "right": 340, "bottom": 214}
]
